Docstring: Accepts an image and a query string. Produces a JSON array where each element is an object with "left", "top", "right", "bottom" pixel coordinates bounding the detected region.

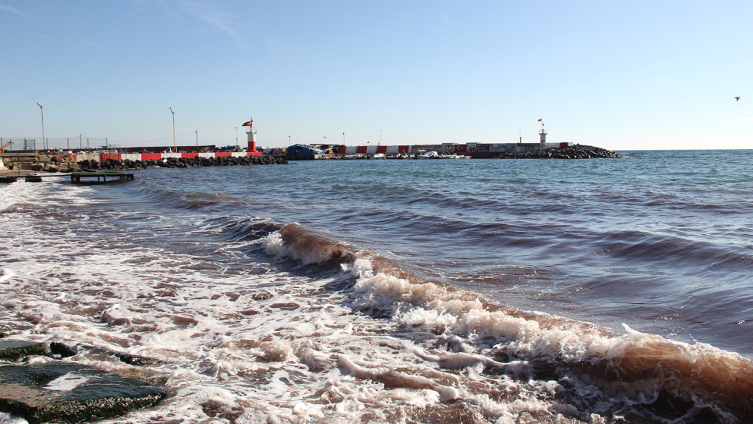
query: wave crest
[{"left": 266, "top": 222, "right": 753, "bottom": 420}]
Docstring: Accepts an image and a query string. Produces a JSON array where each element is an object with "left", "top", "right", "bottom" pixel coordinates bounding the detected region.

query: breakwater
[
  {"left": 495, "top": 144, "right": 621, "bottom": 159},
  {"left": 78, "top": 154, "right": 287, "bottom": 171}
]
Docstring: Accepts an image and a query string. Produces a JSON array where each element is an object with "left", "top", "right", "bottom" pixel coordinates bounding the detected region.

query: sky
[{"left": 1, "top": 0, "right": 751, "bottom": 150}]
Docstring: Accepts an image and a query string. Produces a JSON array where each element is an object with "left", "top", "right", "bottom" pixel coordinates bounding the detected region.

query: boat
[
  {"left": 416, "top": 150, "right": 440, "bottom": 159},
  {"left": 438, "top": 153, "right": 471, "bottom": 159},
  {"left": 387, "top": 152, "right": 410, "bottom": 159}
]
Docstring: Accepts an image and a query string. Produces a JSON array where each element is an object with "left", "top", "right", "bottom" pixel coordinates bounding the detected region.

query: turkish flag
[
  {"left": 242, "top": 121, "right": 252, "bottom": 126},
  {"left": 538, "top": 119, "right": 542, "bottom": 122}
]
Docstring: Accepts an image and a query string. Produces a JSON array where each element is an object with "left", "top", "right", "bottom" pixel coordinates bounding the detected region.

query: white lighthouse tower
[{"left": 539, "top": 121, "right": 548, "bottom": 151}]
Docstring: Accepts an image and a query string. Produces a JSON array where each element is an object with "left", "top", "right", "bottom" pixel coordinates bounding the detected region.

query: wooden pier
[{"left": 70, "top": 172, "right": 134, "bottom": 184}]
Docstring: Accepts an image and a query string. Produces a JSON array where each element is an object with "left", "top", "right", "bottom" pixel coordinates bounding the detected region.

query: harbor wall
[
  {"left": 338, "top": 142, "right": 567, "bottom": 154},
  {"left": 337, "top": 142, "right": 570, "bottom": 156},
  {"left": 48, "top": 151, "right": 262, "bottom": 163}
]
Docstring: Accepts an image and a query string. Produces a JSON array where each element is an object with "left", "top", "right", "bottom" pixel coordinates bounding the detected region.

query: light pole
[
  {"left": 380, "top": 129, "right": 382, "bottom": 146},
  {"left": 236, "top": 127, "right": 238, "bottom": 146},
  {"left": 36, "top": 102, "right": 45, "bottom": 151},
  {"left": 169, "top": 107, "right": 175, "bottom": 152}
]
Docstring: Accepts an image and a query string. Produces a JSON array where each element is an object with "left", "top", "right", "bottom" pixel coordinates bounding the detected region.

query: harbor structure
[
  {"left": 243, "top": 118, "right": 261, "bottom": 156},
  {"left": 539, "top": 120, "right": 548, "bottom": 151},
  {"left": 268, "top": 124, "right": 564, "bottom": 158}
]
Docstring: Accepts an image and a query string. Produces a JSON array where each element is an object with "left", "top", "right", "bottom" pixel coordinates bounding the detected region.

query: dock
[{"left": 70, "top": 172, "right": 134, "bottom": 184}]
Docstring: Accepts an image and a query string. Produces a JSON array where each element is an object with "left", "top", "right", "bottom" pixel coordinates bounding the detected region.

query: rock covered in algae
[
  {"left": 0, "top": 340, "right": 51, "bottom": 362},
  {"left": 0, "top": 363, "right": 166, "bottom": 423}
]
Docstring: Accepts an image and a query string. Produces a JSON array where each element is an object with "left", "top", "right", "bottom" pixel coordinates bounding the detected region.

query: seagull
[{"left": 735, "top": 97, "right": 740, "bottom": 101}]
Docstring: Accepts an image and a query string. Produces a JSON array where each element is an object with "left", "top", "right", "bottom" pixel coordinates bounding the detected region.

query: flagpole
[{"left": 170, "top": 107, "right": 175, "bottom": 152}]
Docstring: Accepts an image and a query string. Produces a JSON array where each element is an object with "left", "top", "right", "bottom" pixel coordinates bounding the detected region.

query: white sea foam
[
  {"left": 0, "top": 178, "right": 95, "bottom": 213},
  {"left": 43, "top": 372, "right": 91, "bottom": 391},
  {"left": 0, "top": 412, "right": 28, "bottom": 424},
  {"left": 0, "top": 268, "right": 14, "bottom": 284},
  {"left": 261, "top": 231, "right": 289, "bottom": 258}
]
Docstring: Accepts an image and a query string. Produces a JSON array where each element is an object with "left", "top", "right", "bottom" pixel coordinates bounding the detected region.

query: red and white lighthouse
[{"left": 242, "top": 118, "right": 260, "bottom": 156}]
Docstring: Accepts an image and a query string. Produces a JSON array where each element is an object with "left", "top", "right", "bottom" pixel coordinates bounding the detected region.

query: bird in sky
[{"left": 734, "top": 96, "right": 740, "bottom": 101}]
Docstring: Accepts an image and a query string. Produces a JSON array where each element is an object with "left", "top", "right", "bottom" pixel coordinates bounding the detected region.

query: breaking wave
[{"left": 266, "top": 223, "right": 753, "bottom": 422}]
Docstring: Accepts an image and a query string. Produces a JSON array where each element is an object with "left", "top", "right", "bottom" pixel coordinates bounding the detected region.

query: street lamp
[
  {"left": 169, "top": 107, "right": 175, "bottom": 152},
  {"left": 37, "top": 102, "right": 45, "bottom": 151}
]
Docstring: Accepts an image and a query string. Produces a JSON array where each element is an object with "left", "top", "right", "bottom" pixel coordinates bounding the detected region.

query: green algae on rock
[{"left": 0, "top": 363, "right": 166, "bottom": 423}]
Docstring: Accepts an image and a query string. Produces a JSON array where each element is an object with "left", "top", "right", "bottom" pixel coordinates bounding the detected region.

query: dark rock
[
  {"left": 49, "top": 342, "right": 77, "bottom": 359},
  {"left": 112, "top": 352, "right": 162, "bottom": 366},
  {"left": 81, "top": 346, "right": 164, "bottom": 366},
  {"left": 0, "top": 340, "right": 51, "bottom": 362},
  {"left": 0, "top": 363, "right": 166, "bottom": 423}
]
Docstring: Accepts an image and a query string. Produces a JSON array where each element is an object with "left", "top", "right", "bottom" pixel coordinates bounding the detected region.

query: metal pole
[
  {"left": 80, "top": 134, "right": 82, "bottom": 150},
  {"left": 36, "top": 103, "right": 45, "bottom": 151},
  {"left": 196, "top": 130, "right": 198, "bottom": 149},
  {"left": 236, "top": 127, "right": 238, "bottom": 146},
  {"left": 169, "top": 107, "right": 175, "bottom": 151}
]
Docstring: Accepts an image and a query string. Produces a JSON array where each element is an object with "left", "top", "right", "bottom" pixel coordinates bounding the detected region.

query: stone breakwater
[
  {"left": 496, "top": 144, "right": 621, "bottom": 159},
  {"left": 0, "top": 153, "right": 288, "bottom": 174},
  {"left": 77, "top": 155, "right": 288, "bottom": 171}
]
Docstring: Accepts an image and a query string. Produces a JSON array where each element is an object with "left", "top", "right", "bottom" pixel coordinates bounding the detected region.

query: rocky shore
[
  {"left": 496, "top": 144, "right": 621, "bottom": 159},
  {"left": 0, "top": 338, "right": 166, "bottom": 423}
]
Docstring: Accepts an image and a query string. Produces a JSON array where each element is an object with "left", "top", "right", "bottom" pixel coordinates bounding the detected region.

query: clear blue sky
[{"left": 1, "top": 1, "right": 751, "bottom": 150}]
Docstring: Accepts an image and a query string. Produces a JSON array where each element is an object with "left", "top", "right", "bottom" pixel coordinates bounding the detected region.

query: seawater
[{"left": 1, "top": 150, "right": 752, "bottom": 423}]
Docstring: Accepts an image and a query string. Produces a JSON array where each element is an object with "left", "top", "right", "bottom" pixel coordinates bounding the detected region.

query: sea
[{"left": 1, "top": 149, "right": 752, "bottom": 423}]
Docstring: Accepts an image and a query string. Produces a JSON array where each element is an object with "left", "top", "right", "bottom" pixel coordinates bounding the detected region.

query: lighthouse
[
  {"left": 539, "top": 121, "right": 548, "bottom": 151},
  {"left": 242, "top": 118, "right": 258, "bottom": 154}
]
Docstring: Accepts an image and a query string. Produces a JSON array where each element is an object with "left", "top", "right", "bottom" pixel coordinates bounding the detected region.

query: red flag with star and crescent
[{"left": 242, "top": 121, "right": 253, "bottom": 126}]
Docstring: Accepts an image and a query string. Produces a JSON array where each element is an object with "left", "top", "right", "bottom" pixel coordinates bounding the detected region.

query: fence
[{"left": 1, "top": 137, "right": 109, "bottom": 151}]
